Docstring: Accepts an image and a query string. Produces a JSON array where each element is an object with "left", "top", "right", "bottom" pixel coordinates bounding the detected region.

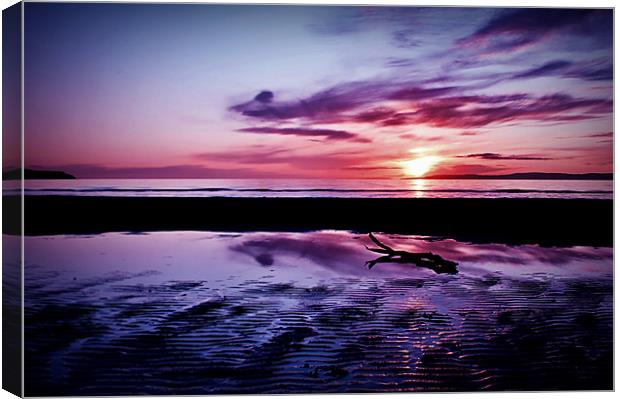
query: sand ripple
[{"left": 25, "top": 267, "right": 612, "bottom": 394}]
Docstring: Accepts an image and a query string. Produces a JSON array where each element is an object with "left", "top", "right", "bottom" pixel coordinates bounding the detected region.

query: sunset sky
[{"left": 22, "top": 4, "right": 613, "bottom": 179}]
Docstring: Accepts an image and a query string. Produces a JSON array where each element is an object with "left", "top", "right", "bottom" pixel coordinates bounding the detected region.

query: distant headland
[
  {"left": 423, "top": 172, "right": 613, "bottom": 180},
  {"left": 3, "top": 168, "right": 76, "bottom": 180}
]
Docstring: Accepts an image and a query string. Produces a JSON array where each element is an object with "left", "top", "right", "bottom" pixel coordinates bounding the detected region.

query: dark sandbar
[{"left": 4, "top": 196, "right": 612, "bottom": 246}]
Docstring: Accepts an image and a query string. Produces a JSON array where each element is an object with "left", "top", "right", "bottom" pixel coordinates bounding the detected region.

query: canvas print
[{"left": 2, "top": 2, "right": 613, "bottom": 396}]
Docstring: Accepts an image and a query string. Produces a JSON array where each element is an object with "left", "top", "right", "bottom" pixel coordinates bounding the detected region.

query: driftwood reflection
[{"left": 365, "top": 233, "right": 458, "bottom": 274}]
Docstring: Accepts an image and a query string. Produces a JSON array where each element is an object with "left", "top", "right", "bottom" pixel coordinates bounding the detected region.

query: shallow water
[
  {"left": 20, "top": 231, "right": 612, "bottom": 395},
  {"left": 8, "top": 178, "right": 614, "bottom": 199}
]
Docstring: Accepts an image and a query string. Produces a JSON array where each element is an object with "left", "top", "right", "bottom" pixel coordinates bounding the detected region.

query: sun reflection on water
[{"left": 410, "top": 178, "right": 427, "bottom": 198}]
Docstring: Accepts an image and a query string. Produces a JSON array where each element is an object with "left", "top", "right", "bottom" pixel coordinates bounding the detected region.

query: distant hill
[
  {"left": 3, "top": 168, "right": 76, "bottom": 180},
  {"left": 424, "top": 172, "right": 613, "bottom": 180}
]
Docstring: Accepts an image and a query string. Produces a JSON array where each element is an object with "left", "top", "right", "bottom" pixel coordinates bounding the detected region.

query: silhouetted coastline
[{"left": 3, "top": 168, "right": 76, "bottom": 180}]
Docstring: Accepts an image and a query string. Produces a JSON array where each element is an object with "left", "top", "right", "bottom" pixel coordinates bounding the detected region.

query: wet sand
[
  {"left": 5, "top": 195, "right": 613, "bottom": 246},
  {"left": 20, "top": 231, "right": 613, "bottom": 395}
]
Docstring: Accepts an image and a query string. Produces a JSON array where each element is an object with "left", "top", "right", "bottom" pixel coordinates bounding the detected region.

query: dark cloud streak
[
  {"left": 457, "top": 9, "right": 607, "bottom": 54},
  {"left": 458, "top": 153, "right": 553, "bottom": 161},
  {"left": 512, "top": 60, "right": 572, "bottom": 79},
  {"left": 237, "top": 126, "right": 370, "bottom": 143},
  {"left": 510, "top": 59, "right": 612, "bottom": 82}
]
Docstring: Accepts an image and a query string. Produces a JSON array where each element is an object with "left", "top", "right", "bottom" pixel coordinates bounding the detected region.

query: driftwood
[{"left": 365, "top": 233, "right": 458, "bottom": 274}]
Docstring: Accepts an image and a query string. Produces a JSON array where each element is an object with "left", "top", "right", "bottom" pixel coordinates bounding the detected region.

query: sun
[{"left": 401, "top": 155, "right": 441, "bottom": 178}]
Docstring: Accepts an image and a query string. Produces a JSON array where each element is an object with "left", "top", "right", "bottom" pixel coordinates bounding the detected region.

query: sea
[{"left": 7, "top": 178, "right": 614, "bottom": 199}]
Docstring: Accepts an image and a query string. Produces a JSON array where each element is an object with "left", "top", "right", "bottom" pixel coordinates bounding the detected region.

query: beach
[{"left": 18, "top": 230, "right": 613, "bottom": 395}]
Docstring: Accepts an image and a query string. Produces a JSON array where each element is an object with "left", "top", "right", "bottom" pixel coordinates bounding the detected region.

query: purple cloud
[
  {"left": 192, "top": 147, "right": 387, "bottom": 173},
  {"left": 254, "top": 90, "right": 274, "bottom": 103},
  {"left": 457, "top": 9, "right": 605, "bottom": 54},
  {"left": 343, "top": 165, "right": 401, "bottom": 171},
  {"left": 510, "top": 59, "right": 612, "bottom": 82},
  {"left": 457, "top": 153, "right": 552, "bottom": 161},
  {"left": 565, "top": 63, "right": 613, "bottom": 81},
  {"left": 388, "top": 85, "right": 458, "bottom": 101},
  {"left": 398, "top": 133, "right": 444, "bottom": 142},
  {"left": 230, "top": 62, "right": 610, "bottom": 131},
  {"left": 193, "top": 147, "right": 293, "bottom": 165},
  {"left": 352, "top": 107, "right": 397, "bottom": 123},
  {"left": 237, "top": 126, "right": 370, "bottom": 143},
  {"left": 229, "top": 81, "right": 393, "bottom": 122},
  {"left": 403, "top": 93, "right": 611, "bottom": 128},
  {"left": 229, "top": 81, "right": 459, "bottom": 123},
  {"left": 513, "top": 60, "right": 572, "bottom": 79},
  {"left": 587, "top": 132, "right": 613, "bottom": 138}
]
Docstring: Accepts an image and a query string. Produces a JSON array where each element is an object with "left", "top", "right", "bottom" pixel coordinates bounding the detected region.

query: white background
[{"left": 0, "top": 1, "right": 616, "bottom": 398}]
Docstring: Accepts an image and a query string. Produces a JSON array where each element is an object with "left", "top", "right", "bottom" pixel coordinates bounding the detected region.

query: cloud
[
  {"left": 385, "top": 58, "right": 418, "bottom": 68},
  {"left": 392, "top": 29, "right": 421, "bottom": 48},
  {"left": 40, "top": 164, "right": 292, "bottom": 179},
  {"left": 587, "top": 132, "right": 613, "bottom": 138},
  {"left": 229, "top": 81, "right": 458, "bottom": 123},
  {"left": 510, "top": 59, "right": 612, "bottom": 82},
  {"left": 457, "top": 153, "right": 552, "bottom": 161},
  {"left": 352, "top": 107, "right": 397, "bottom": 123},
  {"left": 237, "top": 126, "right": 370, "bottom": 143},
  {"left": 401, "top": 93, "right": 611, "bottom": 128},
  {"left": 398, "top": 133, "right": 444, "bottom": 142},
  {"left": 254, "top": 90, "right": 274, "bottom": 103},
  {"left": 192, "top": 147, "right": 394, "bottom": 175},
  {"left": 580, "top": 132, "right": 613, "bottom": 144},
  {"left": 457, "top": 9, "right": 606, "bottom": 54},
  {"left": 229, "top": 81, "right": 394, "bottom": 122},
  {"left": 193, "top": 147, "right": 294, "bottom": 165},
  {"left": 565, "top": 63, "right": 613, "bottom": 81},
  {"left": 231, "top": 77, "right": 610, "bottom": 130},
  {"left": 343, "top": 165, "right": 401, "bottom": 171},
  {"left": 512, "top": 60, "right": 572, "bottom": 79},
  {"left": 387, "top": 85, "right": 458, "bottom": 101},
  {"left": 308, "top": 6, "right": 426, "bottom": 38}
]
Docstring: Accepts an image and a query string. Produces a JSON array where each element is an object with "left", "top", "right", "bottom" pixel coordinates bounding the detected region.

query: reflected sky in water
[
  {"left": 21, "top": 231, "right": 613, "bottom": 395},
  {"left": 24, "top": 231, "right": 612, "bottom": 286}
]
